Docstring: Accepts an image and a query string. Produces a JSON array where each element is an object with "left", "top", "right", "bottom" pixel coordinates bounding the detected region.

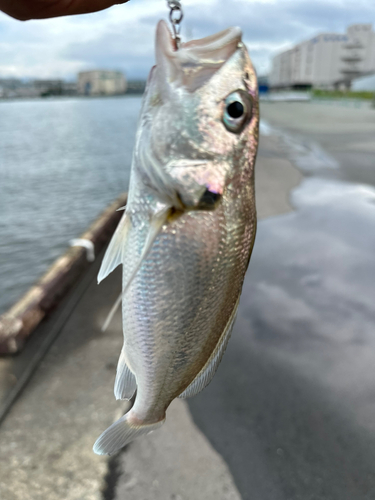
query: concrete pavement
[
  {"left": 1, "top": 100, "right": 374, "bottom": 500},
  {"left": 261, "top": 100, "right": 375, "bottom": 187},
  {"left": 186, "top": 101, "right": 375, "bottom": 499},
  {"left": 0, "top": 130, "right": 300, "bottom": 500}
]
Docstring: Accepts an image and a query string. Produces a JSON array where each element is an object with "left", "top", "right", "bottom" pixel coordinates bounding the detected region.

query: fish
[{"left": 93, "top": 19, "right": 259, "bottom": 455}]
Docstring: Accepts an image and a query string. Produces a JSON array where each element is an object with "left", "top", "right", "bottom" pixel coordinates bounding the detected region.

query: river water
[{"left": 0, "top": 96, "right": 143, "bottom": 314}]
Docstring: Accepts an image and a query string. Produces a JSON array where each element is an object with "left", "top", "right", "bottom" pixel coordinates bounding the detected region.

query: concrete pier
[{"left": 1, "top": 100, "right": 375, "bottom": 500}]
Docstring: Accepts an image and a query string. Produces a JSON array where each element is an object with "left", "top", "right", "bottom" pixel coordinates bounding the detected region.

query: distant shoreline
[{"left": 0, "top": 93, "right": 144, "bottom": 103}]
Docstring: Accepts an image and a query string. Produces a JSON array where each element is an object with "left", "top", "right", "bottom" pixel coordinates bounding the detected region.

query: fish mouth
[
  {"left": 156, "top": 20, "right": 243, "bottom": 91},
  {"left": 167, "top": 159, "right": 227, "bottom": 211},
  {"left": 139, "top": 144, "right": 224, "bottom": 211},
  {"left": 197, "top": 189, "right": 222, "bottom": 210},
  {"left": 175, "top": 187, "right": 222, "bottom": 212}
]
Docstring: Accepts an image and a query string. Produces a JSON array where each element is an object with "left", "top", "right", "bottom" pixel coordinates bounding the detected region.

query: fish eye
[
  {"left": 227, "top": 101, "right": 244, "bottom": 119},
  {"left": 223, "top": 90, "right": 252, "bottom": 134}
]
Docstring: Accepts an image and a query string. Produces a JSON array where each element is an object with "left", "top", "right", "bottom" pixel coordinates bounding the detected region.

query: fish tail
[{"left": 93, "top": 411, "right": 165, "bottom": 456}]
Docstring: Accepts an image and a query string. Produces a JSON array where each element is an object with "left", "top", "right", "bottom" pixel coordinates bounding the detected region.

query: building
[
  {"left": 270, "top": 24, "right": 375, "bottom": 89},
  {"left": 78, "top": 70, "right": 127, "bottom": 96},
  {"left": 0, "top": 79, "right": 39, "bottom": 98},
  {"left": 33, "top": 79, "right": 78, "bottom": 97},
  {"left": 0, "top": 79, "right": 77, "bottom": 98}
]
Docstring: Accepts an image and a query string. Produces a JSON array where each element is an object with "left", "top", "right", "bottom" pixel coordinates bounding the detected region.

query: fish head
[{"left": 138, "top": 20, "right": 259, "bottom": 211}]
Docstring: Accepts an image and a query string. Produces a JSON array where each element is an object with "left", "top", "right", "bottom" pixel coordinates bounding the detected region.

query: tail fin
[{"left": 93, "top": 412, "right": 165, "bottom": 456}]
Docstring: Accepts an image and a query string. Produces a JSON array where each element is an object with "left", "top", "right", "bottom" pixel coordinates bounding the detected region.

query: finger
[
  {"left": 0, "top": 0, "right": 129, "bottom": 21},
  {"left": 34, "top": 0, "right": 130, "bottom": 18}
]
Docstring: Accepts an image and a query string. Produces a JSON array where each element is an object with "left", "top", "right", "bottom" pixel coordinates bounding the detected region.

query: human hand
[{"left": 0, "top": 0, "right": 129, "bottom": 20}]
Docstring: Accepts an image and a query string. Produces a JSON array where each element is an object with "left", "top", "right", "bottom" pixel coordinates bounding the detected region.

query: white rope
[{"left": 70, "top": 239, "right": 95, "bottom": 262}]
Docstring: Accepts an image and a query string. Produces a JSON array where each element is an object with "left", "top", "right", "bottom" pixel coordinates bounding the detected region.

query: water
[{"left": 0, "top": 96, "right": 143, "bottom": 314}]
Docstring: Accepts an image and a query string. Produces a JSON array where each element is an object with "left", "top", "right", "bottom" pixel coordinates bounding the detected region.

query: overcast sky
[{"left": 0, "top": 0, "right": 374, "bottom": 80}]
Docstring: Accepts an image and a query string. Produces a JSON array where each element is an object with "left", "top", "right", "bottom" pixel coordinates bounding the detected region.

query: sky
[{"left": 0, "top": 0, "right": 374, "bottom": 80}]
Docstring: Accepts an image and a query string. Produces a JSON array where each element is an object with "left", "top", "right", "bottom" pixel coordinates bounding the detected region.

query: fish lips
[
  {"left": 167, "top": 159, "right": 227, "bottom": 210},
  {"left": 155, "top": 20, "right": 243, "bottom": 93}
]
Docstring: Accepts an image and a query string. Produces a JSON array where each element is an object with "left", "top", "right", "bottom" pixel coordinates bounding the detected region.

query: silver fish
[{"left": 93, "top": 20, "right": 258, "bottom": 455}]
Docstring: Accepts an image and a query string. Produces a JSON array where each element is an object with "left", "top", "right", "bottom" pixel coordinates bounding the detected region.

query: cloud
[
  {"left": 0, "top": 0, "right": 374, "bottom": 79},
  {"left": 62, "top": 17, "right": 156, "bottom": 79}
]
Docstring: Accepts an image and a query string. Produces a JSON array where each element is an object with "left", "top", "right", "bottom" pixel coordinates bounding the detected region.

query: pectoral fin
[
  {"left": 101, "top": 206, "right": 172, "bottom": 332},
  {"left": 179, "top": 296, "right": 240, "bottom": 399},
  {"left": 98, "top": 211, "right": 131, "bottom": 284}
]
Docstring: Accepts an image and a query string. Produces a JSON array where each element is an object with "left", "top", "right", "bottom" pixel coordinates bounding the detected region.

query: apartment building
[
  {"left": 78, "top": 70, "right": 127, "bottom": 96},
  {"left": 270, "top": 24, "right": 375, "bottom": 89}
]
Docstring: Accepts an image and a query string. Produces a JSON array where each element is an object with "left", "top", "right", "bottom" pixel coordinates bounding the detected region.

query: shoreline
[{"left": 0, "top": 93, "right": 144, "bottom": 104}]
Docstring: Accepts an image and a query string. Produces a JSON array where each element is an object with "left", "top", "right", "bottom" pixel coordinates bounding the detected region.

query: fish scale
[{"left": 93, "top": 19, "right": 258, "bottom": 455}]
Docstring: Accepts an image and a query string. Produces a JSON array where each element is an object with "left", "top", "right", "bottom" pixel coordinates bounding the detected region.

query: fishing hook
[{"left": 167, "top": 0, "right": 183, "bottom": 49}]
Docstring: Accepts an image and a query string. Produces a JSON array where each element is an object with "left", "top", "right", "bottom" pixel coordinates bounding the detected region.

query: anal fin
[
  {"left": 114, "top": 348, "right": 137, "bottom": 401},
  {"left": 179, "top": 297, "right": 240, "bottom": 399}
]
